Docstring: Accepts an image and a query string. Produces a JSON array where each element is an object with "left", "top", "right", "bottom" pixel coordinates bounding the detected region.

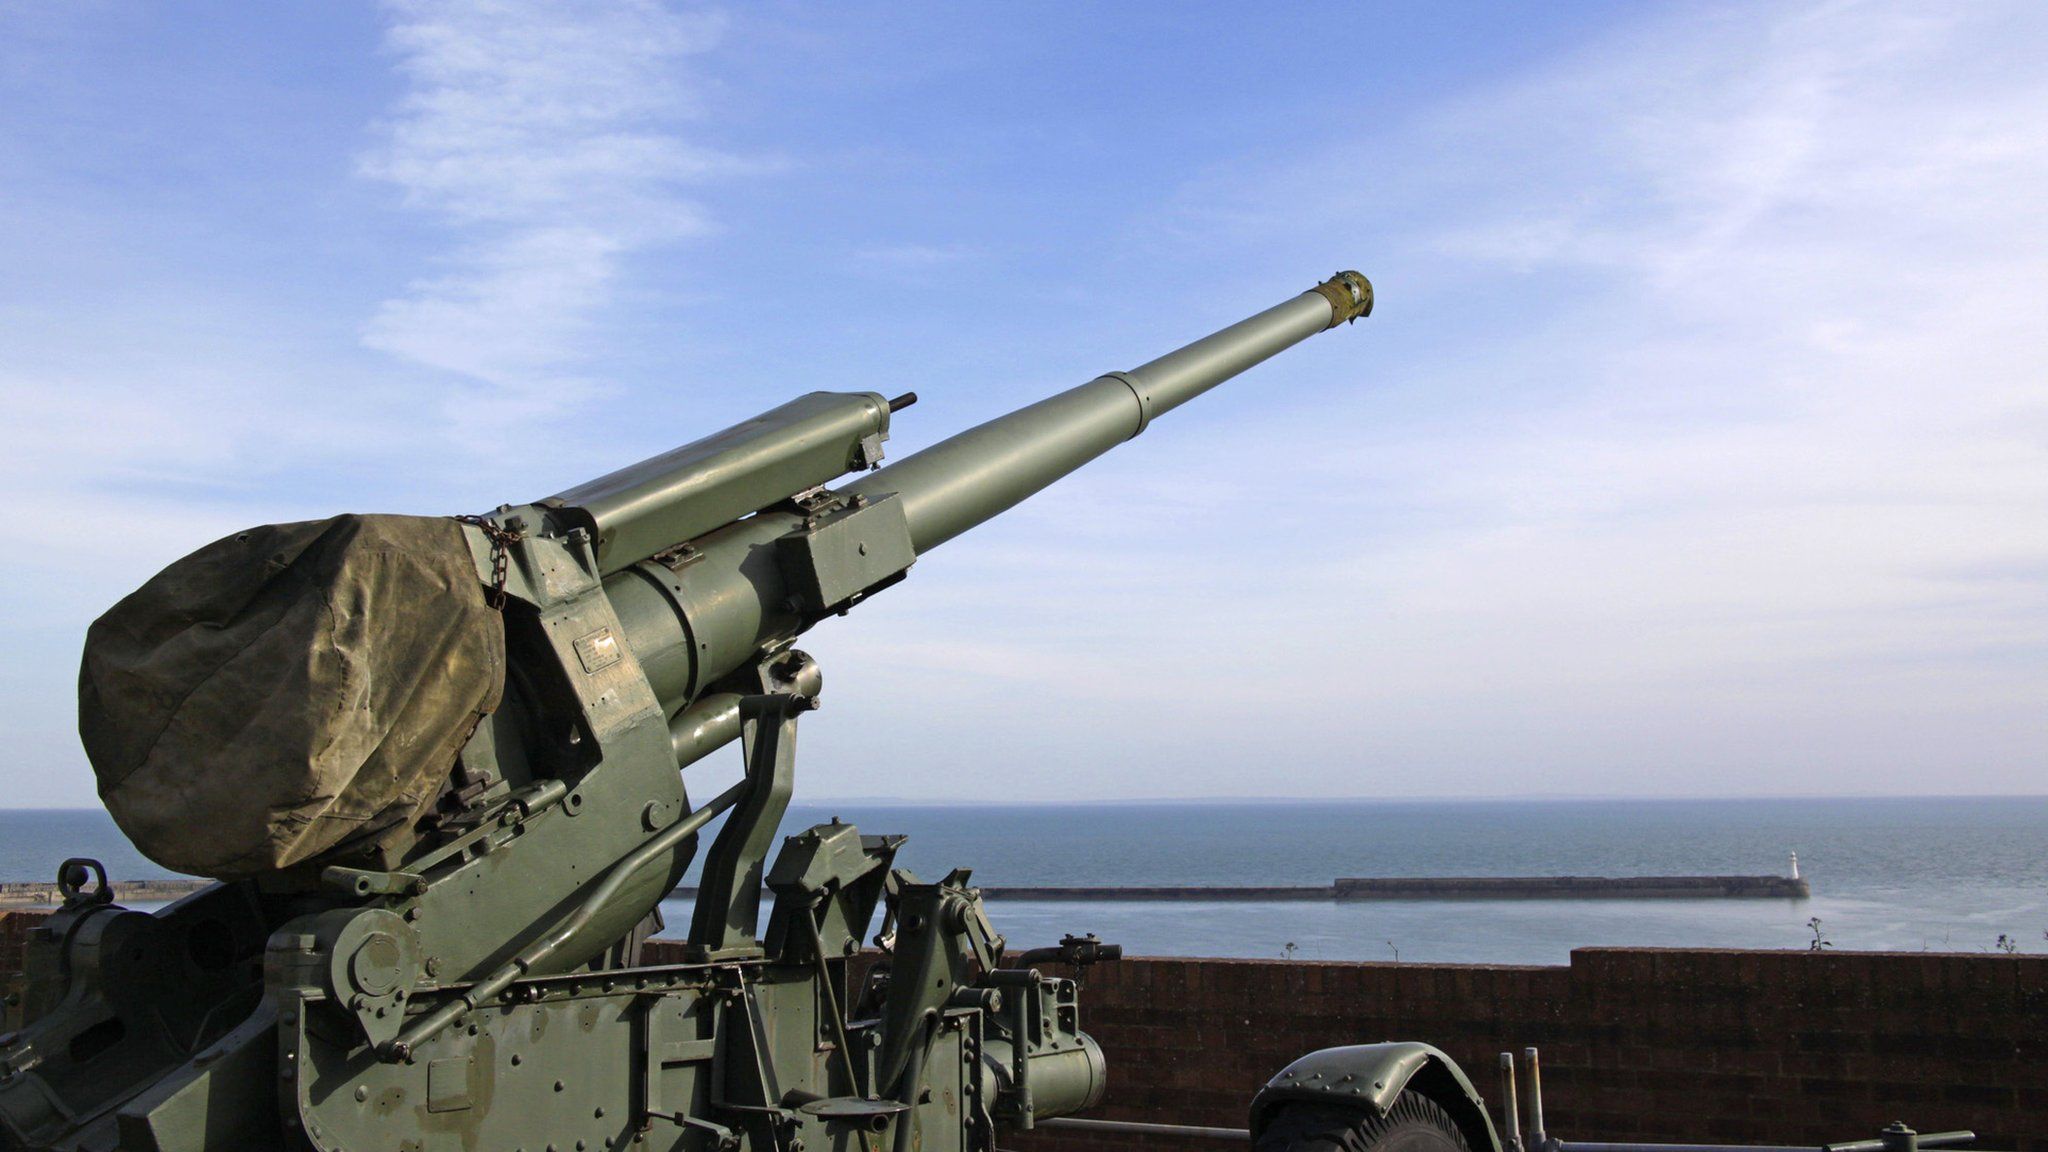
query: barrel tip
[{"left": 1313, "top": 271, "right": 1374, "bottom": 328}]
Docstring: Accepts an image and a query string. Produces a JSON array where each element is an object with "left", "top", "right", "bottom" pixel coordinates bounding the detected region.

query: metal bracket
[
  {"left": 664, "top": 1112, "right": 740, "bottom": 1151},
  {"left": 707, "top": 975, "right": 800, "bottom": 1151},
  {"left": 870, "top": 870, "right": 1003, "bottom": 1096},
  {"left": 642, "top": 992, "right": 731, "bottom": 1146},
  {"left": 686, "top": 655, "right": 816, "bottom": 958},
  {"left": 319, "top": 867, "right": 426, "bottom": 898}
]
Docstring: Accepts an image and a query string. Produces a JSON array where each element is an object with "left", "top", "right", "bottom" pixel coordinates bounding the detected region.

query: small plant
[
  {"left": 1281, "top": 941, "right": 1298, "bottom": 961},
  {"left": 1386, "top": 940, "right": 1400, "bottom": 963},
  {"left": 1807, "top": 917, "right": 1832, "bottom": 951},
  {"left": 1995, "top": 934, "right": 2018, "bottom": 955}
]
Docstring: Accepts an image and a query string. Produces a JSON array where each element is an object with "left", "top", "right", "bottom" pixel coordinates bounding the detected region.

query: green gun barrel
[
  {"left": 848, "top": 269, "right": 1372, "bottom": 552},
  {"left": 611, "top": 271, "right": 1373, "bottom": 740}
]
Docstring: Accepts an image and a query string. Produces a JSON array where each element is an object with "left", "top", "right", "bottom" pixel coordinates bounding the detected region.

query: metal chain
[{"left": 451, "top": 514, "right": 523, "bottom": 610}]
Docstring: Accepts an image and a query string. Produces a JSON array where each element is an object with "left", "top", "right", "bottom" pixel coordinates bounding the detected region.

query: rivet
[{"left": 355, "top": 1086, "right": 369, "bottom": 1102}]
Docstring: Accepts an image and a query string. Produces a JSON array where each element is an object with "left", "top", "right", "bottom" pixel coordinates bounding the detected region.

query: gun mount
[{"left": 4, "top": 272, "right": 1377, "bottom": 1152}]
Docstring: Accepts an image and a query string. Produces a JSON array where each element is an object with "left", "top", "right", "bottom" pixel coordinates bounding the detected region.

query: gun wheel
[{"left": 1255, "top": 1092, "right": 1473, "bottom": 1152}]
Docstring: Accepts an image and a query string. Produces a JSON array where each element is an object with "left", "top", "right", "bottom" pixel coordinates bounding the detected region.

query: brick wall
[
  {"left": 1007, "top": 948, "right": 2045, "bottom": 1152},
  {"left": 6, "top": 912, "right": 2040, "bottom": 1149}
]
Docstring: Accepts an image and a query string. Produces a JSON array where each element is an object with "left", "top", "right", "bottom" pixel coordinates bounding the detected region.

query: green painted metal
[
  {"left": 1251, "top": 1042, "right": 1504, "bottom": 1152},
  {"left": 551, "top": 390, "right": 895, "bottom": 575},
  {"left": 843, "top": 272, "right": 1367, "bottom": 553},
  {"left": 1, "top": 272, "right": 1392, "bottom": 1152}
]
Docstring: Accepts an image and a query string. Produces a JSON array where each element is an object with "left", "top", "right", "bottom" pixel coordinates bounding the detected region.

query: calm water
[{"left": 4, "top": 798, "right": 2043, "bottom": 965}]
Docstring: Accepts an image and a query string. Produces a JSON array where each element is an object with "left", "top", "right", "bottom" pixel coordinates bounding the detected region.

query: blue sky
[{"left": 2, "top": 1, "right": 2043, "bottom": 806}]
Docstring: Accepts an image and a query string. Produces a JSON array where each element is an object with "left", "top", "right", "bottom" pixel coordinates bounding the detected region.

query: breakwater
[
  {"left": 981, "top": 875, "right": 1810, "bottom": 900},
  {"left": 1336, "top": 874, "right": 1810, "bottom": 898},
  {"left": 981, "top": 885, "right": 1327, "bottom": 901}
]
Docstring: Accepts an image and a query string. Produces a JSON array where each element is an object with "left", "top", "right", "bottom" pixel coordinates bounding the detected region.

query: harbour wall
[
  {"left": 984, "top": 876, "right": 1811, "bottom": 901},
  {"left": 3, "top": 910, "right": 2038, "bottom": 1149},
  {"left": 1333, "top": 874, "right": 1811, "bottom": 899}
]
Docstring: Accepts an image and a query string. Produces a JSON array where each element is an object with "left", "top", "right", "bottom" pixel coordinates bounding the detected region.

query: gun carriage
[{"left": 1, "top": 271, "right": 1517, "bottom": 1152}]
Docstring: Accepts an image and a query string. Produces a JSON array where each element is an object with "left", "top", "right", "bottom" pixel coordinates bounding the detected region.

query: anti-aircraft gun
[{"left": 1, "top": 271, "right": 1499, "bottom": 1152}]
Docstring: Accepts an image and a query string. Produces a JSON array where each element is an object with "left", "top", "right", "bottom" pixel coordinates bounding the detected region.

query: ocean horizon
[{"left": 5, "top": 796, "right": 2042, "bottom": 965}]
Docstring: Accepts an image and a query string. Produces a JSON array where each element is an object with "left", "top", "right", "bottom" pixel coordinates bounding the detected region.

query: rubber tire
[{"left": 1255, "top": 1092, "right": 1474, "bottom": 1152}]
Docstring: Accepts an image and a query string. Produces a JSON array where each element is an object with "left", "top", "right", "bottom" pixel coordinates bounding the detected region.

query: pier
[
  {"left": 1334, "top": 874, "right": 1810, "bottom": 899},
  {"left": 981, "top": 875, "right": 1810, "bottom": 901},
  {"left": 980, "top": 885, "right": 1330, "bottom": 901}
]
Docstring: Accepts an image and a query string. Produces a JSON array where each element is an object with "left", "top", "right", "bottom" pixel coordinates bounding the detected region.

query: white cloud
[
  {"left": 795, "top": 0, "right": 2048, "bottom": 800},
  {"left": 359, "top": 0, "right": 743, "bottom": 400},
  {"left": 1293, "top": 2, "right": 2048, "bottom": 794},
  {"left": 4, "top": 0, "right": 2039, "bottom": 806}
]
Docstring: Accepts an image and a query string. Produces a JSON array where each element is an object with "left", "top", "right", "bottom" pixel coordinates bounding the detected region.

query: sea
[{"left": 3, "top": 797, "right": 2042, "bottom": 966}]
